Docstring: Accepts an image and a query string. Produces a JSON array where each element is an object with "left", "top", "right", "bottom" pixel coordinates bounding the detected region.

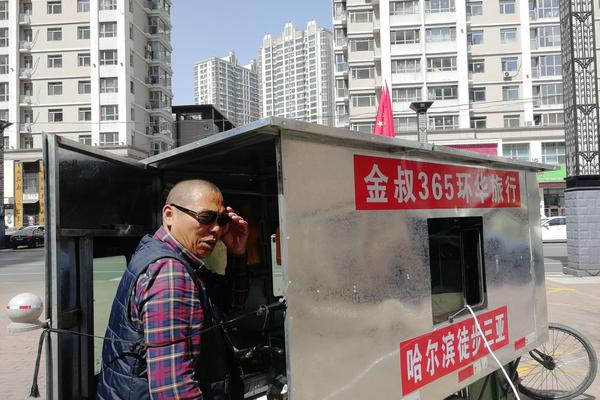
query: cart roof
[{"left": 143, "top": 117, "right": 555, "bottom": 172}]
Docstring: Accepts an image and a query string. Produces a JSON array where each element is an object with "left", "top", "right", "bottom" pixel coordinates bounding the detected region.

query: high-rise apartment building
[
  {"left": 259, "top": 21, "right": 335, "bottom": 126},
  {"left": 333, "top": 0, "right": 564, "bottom": 132},
  {"left": 2, "top": 0, "right": 174, "bottom": 228},
  {"left": 334, "top": 0, "right": 567, "bottom": 216},
  {"left": 193, "top": 51, "right": 260, "bottom": 128}
]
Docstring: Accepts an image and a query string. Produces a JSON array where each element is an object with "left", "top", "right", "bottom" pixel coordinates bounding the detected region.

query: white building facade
[
  {"left": 334, "top": 0, "right": 567, "bottom": 216},
  {"left": 259, "top": 21, "right": 335, "bottom": 126},
  {"left": 3, "top": 0, "right": 174, "bottom": 228},
  {"left": 193, "top": 52, "right": 260, "bottom": 128}
]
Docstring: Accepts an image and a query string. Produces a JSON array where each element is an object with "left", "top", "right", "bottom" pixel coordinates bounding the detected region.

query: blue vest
[{"left": 96, "top": 235, "right": 243, "bottom": 400}]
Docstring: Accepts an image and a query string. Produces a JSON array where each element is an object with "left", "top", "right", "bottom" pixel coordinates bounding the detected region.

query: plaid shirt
[{"left": 130, "top": 227, "right": 249, "bottom": 399}]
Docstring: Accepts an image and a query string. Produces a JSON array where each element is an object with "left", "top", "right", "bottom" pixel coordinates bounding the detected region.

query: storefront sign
[
  {"left": 14, "top": 162, "right": 23, "bottom": 227},
  {"left": 400, "top": 306, "right": 509, "bottom": 395},
  {"left": 354, "top": 155, "right": 521, "bottom": 210},
  {"left": 538, "top": 163, "right": 566, "bottom": 183}
]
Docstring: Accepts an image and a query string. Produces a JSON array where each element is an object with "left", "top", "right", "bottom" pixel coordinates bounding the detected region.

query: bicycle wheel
[{"left": 517, "top": 322, "right": 598, "bottom": 400}]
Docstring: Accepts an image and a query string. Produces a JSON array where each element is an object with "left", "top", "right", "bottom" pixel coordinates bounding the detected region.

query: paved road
[{"left": 0, "top": 247, "right": 45, "bottom": 283}]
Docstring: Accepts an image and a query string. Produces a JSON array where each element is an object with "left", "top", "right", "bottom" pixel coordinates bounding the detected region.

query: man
[{"left": 97, "top": 180, "right": 249, "bottom": 400}]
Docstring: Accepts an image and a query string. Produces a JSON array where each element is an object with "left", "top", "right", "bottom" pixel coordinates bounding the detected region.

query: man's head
[{"left": 162, "top": 180, "right": 227, "bottom": 259}]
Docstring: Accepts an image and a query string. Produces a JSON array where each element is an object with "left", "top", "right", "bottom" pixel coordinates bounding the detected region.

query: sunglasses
[{"left": 170, "top": 203, "right": 231, "bottom": 227}]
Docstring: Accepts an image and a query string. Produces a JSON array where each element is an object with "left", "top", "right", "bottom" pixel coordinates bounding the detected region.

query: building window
[
  {"left": 48, "top": 82, "right": 62, "bottom": 95},
  {"left": 352, "top": 94, "right": 376, "bottom": 107},
  {"left": 351, "top": 66, "right": 374, "bottom": 80},
  {"left": 427, "top": 56, "right": 457, "bottom": 71},
  {"left": 349, "top": 11, "right": 373, "bottom": 23},
  {"left": 79, "top": 135, "right": 92, "bottom": 145},
  {"left": 130, "top": 50, "right": 135, "bottom": 67},
  {"left": 391, "top": 29, "right": 420, "bottom": 45},
  {"left": 0, "top": 54, "right": 7, "bottom": 74},
  {"left": 3, "top": 136, "right": 8, "bottom": 148},
  {"left": 0, "top": 1, "right": 7, "bottom": 20},
  {"left": 466, "top": 1, "right": 482, "bottom": 15},
  {"left": 470, "top": 117, "right": 487, "bottom": 128},
  {"left": 47, "top": 1, "right": 62, "bottom": 14},
  {"left": 541, "top": 112, "right": 564, "bottom": 126},
  {"left": 501, "top": 57, "right": 519, "bottom": 72},
  {"left": 470, "top": 87, "right": 486, "bottom": 102},
  {"left": 503, "top": 114, "right": 520, "bottom": 128},
  {"left": 48, "top": 108, "right": 63, "bottom": 122},
  {"left": 130, "top": 80, "right": 135, "bottom": 94},
  {"left": 538, "top": 54, "right": 562, "bottom": 76},
  {"left": 48, "top": 54, "right": 63, "bottom": 68},
  {"left": 101, "top": 105, "right": 119, "bottom": 121},
  {"left": 391, "top": 58, "right": 421, "bottom": 73},
  {"left": 99, "top": 22, "right": 117, "bottom": 38},
  {"left": 429, "top": 115, "right": 459, "bottom": 130},
  {"left": 503, "top": 143, "right": 529, "bottom": 161},
  {"left": 99, "top": 50, "right": 118, "bottom": 65},
  {"left": 534, "top": 83, "right": 563, "bottom": 105},
  {"left": 78, "top": 108, "right": 91, "bottom": 121},
  {"left": 428, "top": 86, "right": 458, "bottom": 100},
  {"left": 390, "top": 0, "right": 419, "bottom": 15},
  {"left": 0, "top": 28, "right": 7, "bottom": 47},
  {"left": 349, "top": 38, "right": 374, "bottom": 51},
  {"left": 392, "top": 87, "right": 421, "bottom": 103},
  {"left": 502, "top": 86, "right": 519, "bottom": 101},
  {"left": 537, "top": 0, "right": 559, "bottom": 18},
  {"left": 467, "top": 30, "right": 483, "bottom": 45},
  {"left": 78, "top": 80, "right": 91, "bottom": 94},
  {"left": 21, "top": 134, "right": 34, "bottom": 149},
  {"left": 537, "top": 26, "right": 561, "bottom": 47},
  {"left": 78, "top": 53, "right": 91, "bottom": 67},
  {"left": 100, "top": 77, "right": 118, "bottom": 93},
  {"left": 78, "top": 26, "right": 90, "bottom": 40},
  {"left": 425, "top": 27, "right": 456, "bottom": 42},
  {"left": 351, "top": 122, "right": 375, "bottom": 133},
  {"left": 395, "top": 116, "right": 417, "bottom": 131},
  {"left": 100, "top": 132, "right": 119, "bottom": 146},
  {"left": 0, "top": 82, "right": 7, "bottom": 101},
  {"left": 77, "top": 0, "right": 89, "bottom": 12},
  {"left": 47, "top": 27, "right": 62, "bottom": 41},
  {"left": 499, "top": 0, "right": 515, "bottom": 14},
  {"left": 425, "top": 0, "right": 455, "bottom": 13},
  {"left": 99, "top": 0, "right": 117, "bottom": 10},
  {"left": 469, "top": 59, "right": 485, "bottom": 73},
  {"left": 542, "top": 142, "right": 566, "bottom": 164},
  {"left": 500, "top": 28, "right": 517, "bottom": 44}
]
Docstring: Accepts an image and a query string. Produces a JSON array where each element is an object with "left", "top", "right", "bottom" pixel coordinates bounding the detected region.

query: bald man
[{"left": 97, "top": 180, "right": 249, "bottom": 400}]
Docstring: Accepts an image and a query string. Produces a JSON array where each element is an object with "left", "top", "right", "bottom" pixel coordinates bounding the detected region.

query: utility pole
[{"left": 0, "top": 120, "right": 13, "bottom": 248}]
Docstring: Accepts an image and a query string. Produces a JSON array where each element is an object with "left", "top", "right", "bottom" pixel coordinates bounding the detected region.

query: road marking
[{"left": 0, "top": 272, "right": 43, "bottom": 276}]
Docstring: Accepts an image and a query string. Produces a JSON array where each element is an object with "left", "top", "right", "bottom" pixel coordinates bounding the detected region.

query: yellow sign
[
  {"left": 14, "top": 162, "right": 23, "bottom": 227},
  {"left": 38, "top": 160, "right": 45, "bottom": 226}
]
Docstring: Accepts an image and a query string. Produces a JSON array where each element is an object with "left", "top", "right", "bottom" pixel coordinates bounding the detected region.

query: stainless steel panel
[{"left": 279, "top": 135, "right": 546, "bottom": 399}]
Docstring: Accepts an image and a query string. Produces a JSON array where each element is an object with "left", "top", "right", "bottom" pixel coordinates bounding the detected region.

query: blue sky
[{"left": 171, "top": 1, "right": 332, "bottom": 105}]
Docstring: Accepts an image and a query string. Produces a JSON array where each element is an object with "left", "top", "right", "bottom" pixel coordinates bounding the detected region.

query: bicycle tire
[{"left": 517, "top": 322, "right": 598, "bottom": 400}]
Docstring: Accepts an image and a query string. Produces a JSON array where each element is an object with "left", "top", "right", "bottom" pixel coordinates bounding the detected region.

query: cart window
[{"left": 428, "top": 217, "right": 487, "bottom": 324}]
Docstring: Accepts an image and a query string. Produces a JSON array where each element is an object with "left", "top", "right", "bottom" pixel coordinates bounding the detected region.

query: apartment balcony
[
  {"left": 533, "top": 96, "right": 563, "bottom": 108},
  {"left": 145, "top": 75, "right": 171, "bottom": 87},
  {"left": 144, "top": 26, "right": 171, "bottom": 42},
  {"left": 146, "top": 100, "right": 170, "bottom": 110},
  {"left": 145, "top": 52, "right": 172, "bottom": 67},
  {"left": 19, "top": 123, "right": 32, "bottom": 133},
  {"left": 19, "top": 68, "right": 32, "bottom": 79},
  {"left": 335, "top": 114, "right": 349, "bottom": 127},
  {"left": 146, "top": 123, "right": 171, "bottom": 136},
  {"left": 144, "top": 1, "right": 170, "bottom": 20},
  {"left": 19, "top": 95, "right": 31, "bottom": 105},
  {"left": 333, "top": 13, "right": 347, "bottom": 25},
  {"left": 19, "top": 13, "right": 31, "bottom": 25},
  {"left": 19, "top": 41, "right": 32, "bottom": 51}
]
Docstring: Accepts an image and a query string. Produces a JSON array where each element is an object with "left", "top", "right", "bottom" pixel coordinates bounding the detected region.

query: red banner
[
  {"left": 400, "top": 306, "right": 509, "bottom": 395},
  {"left": 354, "top": 155, "right": 521, "bottom": 210}
]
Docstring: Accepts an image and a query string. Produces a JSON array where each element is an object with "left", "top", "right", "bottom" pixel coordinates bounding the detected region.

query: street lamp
[
  {"left": 0, "top": 120, "right": 14, "bottom": 248},
  {"left": 409, "top": 101, "right": 434, "bottom": 144}
]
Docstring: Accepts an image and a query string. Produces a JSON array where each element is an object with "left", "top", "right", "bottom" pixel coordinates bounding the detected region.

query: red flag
[{"left": 373, "top": 83, "right": 395, "bottom": 137}]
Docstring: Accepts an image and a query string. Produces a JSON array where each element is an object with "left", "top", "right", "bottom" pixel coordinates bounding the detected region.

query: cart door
[{"left": 43, "top": 134, "right": 159, "bottom": 400}]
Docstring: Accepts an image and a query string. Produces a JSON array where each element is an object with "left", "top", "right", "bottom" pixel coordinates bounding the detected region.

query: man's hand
[{"left": 221, "top": 206, "right": 248, "bottom": 255}]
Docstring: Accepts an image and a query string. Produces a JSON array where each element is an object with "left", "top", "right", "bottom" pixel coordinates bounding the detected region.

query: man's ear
[{"left": 163, "top": 204, "right": 175, "bottom": 228}]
